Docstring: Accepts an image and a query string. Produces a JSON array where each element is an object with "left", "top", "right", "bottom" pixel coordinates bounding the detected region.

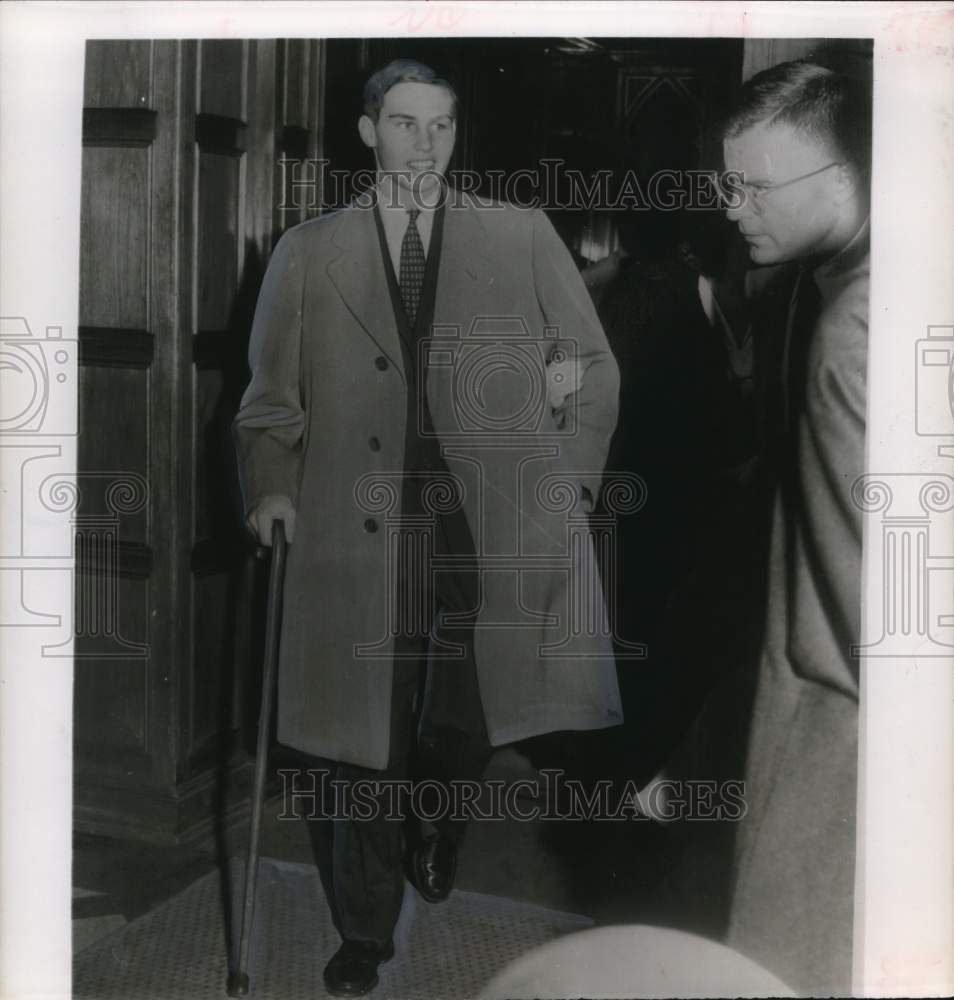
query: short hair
[
  {"left": 722, "top": 60, "right": 871, "bottom": 181},
  {"left": 363, "top": 59, "right": 458, "bottom": 122}
]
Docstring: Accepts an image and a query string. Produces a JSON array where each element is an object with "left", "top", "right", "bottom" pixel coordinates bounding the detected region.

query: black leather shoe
[
  {"left": 410, "top": 832, "right": 457, "bottom": 903},
  {"left": 323, "top": 939, "right": 394, "bottom": 997}
]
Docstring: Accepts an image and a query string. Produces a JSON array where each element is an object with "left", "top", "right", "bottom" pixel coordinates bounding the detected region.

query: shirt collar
[
  {"left": 375, "top": 174, "right": 437, "bottom": 216},
  {"left": 813, "top": 216, "right": 870, "bottom": 295}
]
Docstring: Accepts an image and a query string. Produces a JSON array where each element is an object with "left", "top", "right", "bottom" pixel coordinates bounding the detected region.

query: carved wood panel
[{"left": 76, "top": 38, "right": 323, "bottom": 843}]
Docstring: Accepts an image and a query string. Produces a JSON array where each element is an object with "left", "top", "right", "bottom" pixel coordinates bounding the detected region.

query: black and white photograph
[{"left": 0, "top": 3, "right": 952, "bottom": 999}]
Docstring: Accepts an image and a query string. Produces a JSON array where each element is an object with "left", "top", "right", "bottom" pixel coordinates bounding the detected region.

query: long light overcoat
[
  {"left": 233, "top": 194, "right": 623, "bottom": 769},
  {"left": 726, "top": 223, "right": 870, "bottom": 994}
]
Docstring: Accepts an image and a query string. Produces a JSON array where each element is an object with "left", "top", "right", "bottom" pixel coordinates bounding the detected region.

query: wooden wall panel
[
  {"left": 79, "top": 146, "right": 150, "bottom": 331},
  {"left": 191, "top": 570, "right": 236, "bottom": 758},
  {"left": 73, "top": 577, "right": 150, "bottom": 754},
  {"left": 282, "top": 40, "right": 311, "bottom": 129},
  {"left": 199, "top": 39, "right": 247, "bottom": 120},
  {"left": 742, "top": 39, "right": 822, "bottom": 81},
  {"left": 193, "top": 367, "right": 225, "bottom": 542},
  {"left": 185, "top": 39, "right": 256, "bottom": 786},
  {"left": 616, "top": 69, "right": 704, "bottom": 179},
  {"left": 276, "top": 39, "right": 325, "bottom": 228},
  {"left": 741, "top": 38, "right": 873, "bottom": 82},
  {"left": 76, "top": 37, "right": 327, "bottom": 844},
  {"left": 197, "top": 151, "right": 241, "bottom": 333},
  {"left": 83, "top": 40, "right": 152, "bottom": 108},
  {"left": 77, "top": 366, "right": 150, "bottom": 544},
  {"left": 76, "top": 39, "right": 164, "bottom": 837},
  {"left": 245, "top": 40, "right": 278, "bottom": 259}
]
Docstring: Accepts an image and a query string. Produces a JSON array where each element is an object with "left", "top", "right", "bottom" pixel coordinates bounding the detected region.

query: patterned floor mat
[{"left": 73, "top": 857, "right": 592, "bottom": 999}]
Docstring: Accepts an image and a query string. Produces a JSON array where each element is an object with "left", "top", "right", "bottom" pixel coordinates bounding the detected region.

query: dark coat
[{"left": 233, "top": 195, "right": 623, "bottom": 769}]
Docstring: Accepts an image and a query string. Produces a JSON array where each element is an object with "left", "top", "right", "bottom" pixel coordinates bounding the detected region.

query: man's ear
[
  {"left": 833, "top": 162, "right": 859, "bottom": 205},
  {"left": 358, "top": 114, "right": 377, "bottom": 149}
]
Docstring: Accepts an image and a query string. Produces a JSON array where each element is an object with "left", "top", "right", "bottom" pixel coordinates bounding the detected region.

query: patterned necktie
[{"left": 399, "top": 208, "right": 425, "bottom": 325}]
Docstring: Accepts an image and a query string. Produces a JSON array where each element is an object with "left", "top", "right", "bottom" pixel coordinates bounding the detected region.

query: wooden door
[{"left": 76, "top": 38, "right": 323, "bottom": 844}]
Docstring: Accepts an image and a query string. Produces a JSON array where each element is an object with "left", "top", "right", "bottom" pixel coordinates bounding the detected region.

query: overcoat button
[
  {"left": 363, "top": 518, "right": 378, "bottom": 533},
  {"left": 368, "top": 436, "right": 381, "bottom": 452},
  {"left": 374, "top": 356, "right": 388, "bottom": 370}
]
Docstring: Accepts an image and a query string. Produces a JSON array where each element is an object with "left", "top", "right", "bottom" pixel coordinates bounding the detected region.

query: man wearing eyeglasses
[{"left": 717, "top": 60, "right": 871, "bottom": 993}]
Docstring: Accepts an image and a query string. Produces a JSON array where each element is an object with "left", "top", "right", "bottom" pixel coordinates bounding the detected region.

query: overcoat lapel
[
  {"left": 326, "top": 204, "right": 406, "bottom": 379},
  {"left": 434, "top": 199, "right": 497, "bottom": 322},
  {"left": 327, "top": 197, "right": 496, "bottom": 363}
]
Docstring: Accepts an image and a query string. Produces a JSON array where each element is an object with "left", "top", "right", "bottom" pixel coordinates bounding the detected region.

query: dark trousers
[{"left": 306, "top": 511, "right": 491, "bottom": 947}]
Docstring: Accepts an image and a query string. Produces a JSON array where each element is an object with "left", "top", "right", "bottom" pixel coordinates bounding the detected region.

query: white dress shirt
[{"left": 376, "top": 177, "right": 436, "bottom": 276}]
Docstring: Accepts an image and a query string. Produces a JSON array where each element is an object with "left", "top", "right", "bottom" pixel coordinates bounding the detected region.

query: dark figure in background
[{"left": 595, "top": 208, "right": 763, "bottom": 789}]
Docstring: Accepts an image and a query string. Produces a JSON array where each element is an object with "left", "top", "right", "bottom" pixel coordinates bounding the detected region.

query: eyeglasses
[{"left": 717, "top": 161, "right": 845, "bottom": 213}]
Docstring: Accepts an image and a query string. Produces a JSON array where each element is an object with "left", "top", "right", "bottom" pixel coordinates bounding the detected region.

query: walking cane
[{"left": 228, "top": 519, "right": 287, "bottom": 997}]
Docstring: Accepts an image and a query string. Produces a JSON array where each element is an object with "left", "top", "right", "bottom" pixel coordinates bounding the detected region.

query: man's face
[
  {"left": 359, "top": 81, "right": 456, "bottom": 199},
  {"left": 723, "top": 120, "right": 846, "bottom": 266}
]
